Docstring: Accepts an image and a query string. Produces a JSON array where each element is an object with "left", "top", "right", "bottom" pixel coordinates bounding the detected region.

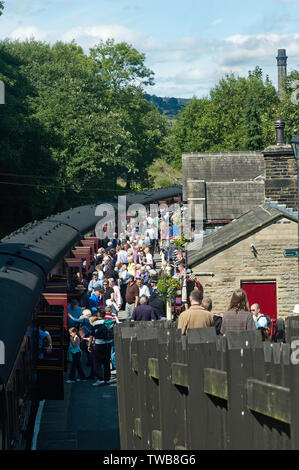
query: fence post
[
  {"left": 135, "top": 323, "right": 160, "bottom": 450},
  {"left": 157, "top": 323, "right": 189, "bottom": 449},
  {"left": 187, "top": 327, "right": 223, "bottom": 449},
  {"left": 226, "top": 330, "right": 261, "bottom": 450},
  {"left": 114, "top": 323, "right": 137, "bottom": 450}
]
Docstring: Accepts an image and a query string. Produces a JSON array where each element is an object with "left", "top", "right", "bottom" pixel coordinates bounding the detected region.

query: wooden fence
[{"left": 114, "top": 317, "right": 299, "bottom": 450}]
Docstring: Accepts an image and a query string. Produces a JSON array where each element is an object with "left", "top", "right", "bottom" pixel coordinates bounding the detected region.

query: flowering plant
[
  {"left": 157, "top": 274, "right": 180, "bottom": 300},
  {"left": 173, "top": 236, "right": 192, "bottom": 251}
]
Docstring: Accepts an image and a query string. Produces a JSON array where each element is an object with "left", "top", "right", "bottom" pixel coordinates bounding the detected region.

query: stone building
[
  {"left": 183, "top": 151, "right": 265, "bottom": 223},
  {"left": 181, "top": 50, "right": 298, "bottom": 319},
  {"left": 183, "top": 119, "right": 298, "bottom": 226},
  {"left": 186, "top": 202, "right": 298, "bottom": 320}
]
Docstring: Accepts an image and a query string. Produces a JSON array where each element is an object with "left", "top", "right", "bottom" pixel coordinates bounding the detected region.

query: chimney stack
[
  {"left": 276, "top": 49, "right": 288, "bottom": 99},
  {"left": 275, "top": 118, "right": 286, "bottom": 146},
  {"left": 263, "top": 119, "right": 297, "bottom": 211}
]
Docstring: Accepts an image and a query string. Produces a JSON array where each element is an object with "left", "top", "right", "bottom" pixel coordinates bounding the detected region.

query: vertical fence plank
[
  {"left": 282, "top": 343, "right": 291, "bottom": 450},
  {"left": 271, "top": 343, "right": 284, "bottom": 450},
  {"left": 262, "top": 342, "right": 274, "bottom": 449},
  {"left": 135, "top": 323, "right": 160, "bottom": 450},
  {"left": 285, "top": 317, "right": 299, "bottom": 343},
  {"left": 216, "top": 335, "right": 228, "bottom": 450},
  {"left": 157, "top": 323, "right": 189, "bottom": 449},
  {"left": 187, "top": 327, "right": 225, "bottom": 450},
  {"left": 172, "top": 328, "right": 190, "bottom": 450},
  {"left": 226, "top": 330, "right": 261, "bottom": 450},
  {"left": 249, "top": 334, "right": 267, "bottom": 450},
  {"left": 114, "top": 323, "right": 136, "bottom": 450}
]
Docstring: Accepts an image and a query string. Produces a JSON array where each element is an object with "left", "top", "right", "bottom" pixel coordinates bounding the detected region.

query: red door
[{"left": 241, "top": 281, "right": 277, "bottom": 320}]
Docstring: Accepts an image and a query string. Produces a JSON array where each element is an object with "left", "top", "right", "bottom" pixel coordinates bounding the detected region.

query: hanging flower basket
[
  {"left": 157, "top": 275, "right": 180, "bottom": 300},
  {"left": 173, "top": 236, "right": 192, "bottom": 252}
]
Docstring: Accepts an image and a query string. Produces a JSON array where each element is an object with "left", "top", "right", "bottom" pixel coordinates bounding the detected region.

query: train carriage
[{"left": 0, "top": 185, "right": 182, "bottom": 450}]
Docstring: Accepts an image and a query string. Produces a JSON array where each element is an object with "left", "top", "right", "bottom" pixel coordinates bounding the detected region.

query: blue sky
[{"left": 1, "top": 0, "right": 299, "bottom": 98}]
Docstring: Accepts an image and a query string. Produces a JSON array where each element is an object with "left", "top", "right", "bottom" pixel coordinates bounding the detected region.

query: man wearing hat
[
  {"left": 89, "top": 288, "right": 104, "bottom": 310},
  {"left": 125, "top": 275, "right": 139, "bottom": 320},
  {"left": 76, "top": 284, "right": 90, "bottom": 310},
  {"left": 148, "top": 278, "right": 165, "bottom": 320},
  {"left": 88, "top": 272, "right": 102, "bottom": 296}
]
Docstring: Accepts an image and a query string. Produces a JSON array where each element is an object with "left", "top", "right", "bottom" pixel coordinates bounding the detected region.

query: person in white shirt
[
  {"left": 250, "top": 304, "right": 268, "bottom": 328},
  {"left": 146, "top": 226, "right": 155, "bottom": 241},
  {"left": 146, "top": 215, "right": 154, "bottom": 226},
  {"left": 117, "top": 247, "right": 128, "bottom": 264},
  {"left": 136, "top": 277, "right": 151, "bottom": 299},
  {"left": 144, "top": 247, "right": 153, "bottom": 266},
  {"left": 108, "top": 278, "right": 122, "bottom": 311}
]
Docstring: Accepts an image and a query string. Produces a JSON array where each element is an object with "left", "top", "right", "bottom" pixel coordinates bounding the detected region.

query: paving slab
[{"left": 36, "top": 370, "right": 120, "bottom": 450}]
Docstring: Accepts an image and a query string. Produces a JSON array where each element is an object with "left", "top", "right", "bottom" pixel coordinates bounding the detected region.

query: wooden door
[{"left": 241, "top": 280, "right": 277, "bottom": 320}]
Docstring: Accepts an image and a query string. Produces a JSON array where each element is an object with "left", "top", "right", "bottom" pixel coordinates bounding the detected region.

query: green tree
[
  {"left": 89, "top": 39, "right": 168, "bottom": 189},
  {"left": 278, "top": 70, "right": 299, "bottom": 141},
  {"left": 171, "top": 67, "right": 279, "bottom": 168},
  {"left": 1, "top": 38, "right": 169, "bottom": 214},
  {"left": 90, "top": 39, "right": 154, "bottom": 97},
  {"left": 0, "top": 2, "right": 4, "bottom": 16},
  {"left": 0, "top": 44, "right": 58, "bottom": 233}
]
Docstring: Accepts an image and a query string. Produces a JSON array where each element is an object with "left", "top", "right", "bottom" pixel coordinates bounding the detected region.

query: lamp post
[{"left": 291, "top": 131, "right": 299, "bottom": 304}]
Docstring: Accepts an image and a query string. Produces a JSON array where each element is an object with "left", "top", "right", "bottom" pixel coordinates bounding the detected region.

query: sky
[{"left": 0, "top": 0, "right": 299, "bottom": 98}]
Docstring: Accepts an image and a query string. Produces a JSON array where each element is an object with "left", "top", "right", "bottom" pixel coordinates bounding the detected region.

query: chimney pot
[{"left": 275, "top": 118, "right": 286, "bottom": 146}]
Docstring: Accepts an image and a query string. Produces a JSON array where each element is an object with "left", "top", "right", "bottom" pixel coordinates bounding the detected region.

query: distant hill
[{"left": 146, "top": 94, "right": 190, "bottom": 118}]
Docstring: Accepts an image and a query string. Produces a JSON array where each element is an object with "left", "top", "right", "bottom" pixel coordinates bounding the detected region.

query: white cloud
[
  {"left": 3, "top": 21, "right": 299, "bottom": 99},
  {"left": 9, "top": 26, "right": 47, "bottom": 41},
  {"left": 62, "top": 24, "right": 162, "bottom": 52},
  {"left": 61, "top": 25, "right": 299, "bottom": 97},
  {"left": 222, "top": 32, "right": 299, "bottom": 67}
]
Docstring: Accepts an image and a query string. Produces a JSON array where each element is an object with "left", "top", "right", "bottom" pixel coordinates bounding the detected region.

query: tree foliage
[
  {"left": 0, "top": 38, "right": 169, "bottom": 232},
  {"left": 0, "top": 45, "right": 58, "bottom": 232},
  {"left": 278, "top": 70, "right": 299, "bottom": 141},
  {"left": 171, "top": 67, "right": 279, "bottom": 168}
]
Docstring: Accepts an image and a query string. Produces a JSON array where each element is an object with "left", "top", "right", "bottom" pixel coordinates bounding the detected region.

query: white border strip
[{"left": 31, "top": 400, "right": 45, "bottom": 450}]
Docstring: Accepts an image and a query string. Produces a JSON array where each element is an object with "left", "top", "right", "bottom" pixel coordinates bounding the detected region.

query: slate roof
[{"left": 187, "top": 202, "right": 298, "bottom": 268}]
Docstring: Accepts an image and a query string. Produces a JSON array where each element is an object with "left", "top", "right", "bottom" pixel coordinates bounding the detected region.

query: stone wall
[
  {"left": 263, "top": 145, "right": 297, "bottom": 210},
  {"left": 182, "top": 152, "right": 265, "bottom": 220},
  {"left": 206, "top": 181, "right": 265, "bottom": 220},
  {"left": 191, "top": 217, "right": 298, "bottom": 318},
  {"left": 183, "top": 151, "right": 264, "bottom": 187}
]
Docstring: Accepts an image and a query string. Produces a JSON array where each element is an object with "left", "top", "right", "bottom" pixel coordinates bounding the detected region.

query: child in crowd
[{"left": 66, "top": 327, "right": 86, "bottom": 384}]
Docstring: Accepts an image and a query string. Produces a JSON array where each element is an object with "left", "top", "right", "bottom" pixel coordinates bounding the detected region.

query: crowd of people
[
  {"left": 65, "top": 205, "right": 193, "bottom": 386},
  {"left": 63, "top": 204, "right": 286, "bottom": 386},
  {"left": 177, "top": 287, "right": 286, "bottom": 343}
]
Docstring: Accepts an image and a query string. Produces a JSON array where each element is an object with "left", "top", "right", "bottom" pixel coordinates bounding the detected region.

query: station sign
[{"left": 284, "top": 249, "right": 299, "bottom": 258}]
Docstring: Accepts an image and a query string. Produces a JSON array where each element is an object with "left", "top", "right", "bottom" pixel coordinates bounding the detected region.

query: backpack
[
  {"left": 274, "top": 318, "right": 285, "bottom": 343},
  {"left": 104, "top": 319, "right": 114, "bottom": 341},
  {"left": 257, "top": 314, "right": 271, "bottom": 328},
  {"left": 213, "top": 315, "right": 223, "bottom": 335},
  {"left": 257, "top": 315, "right": 279, "bottom": 340},
  {"left": 94, "top": 323, "right": 109, "bottom": 341}
]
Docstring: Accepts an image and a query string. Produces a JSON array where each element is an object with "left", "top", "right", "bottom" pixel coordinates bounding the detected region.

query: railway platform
[{"left": 35, "top": 371, "right": 120, "bottom": 450}]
